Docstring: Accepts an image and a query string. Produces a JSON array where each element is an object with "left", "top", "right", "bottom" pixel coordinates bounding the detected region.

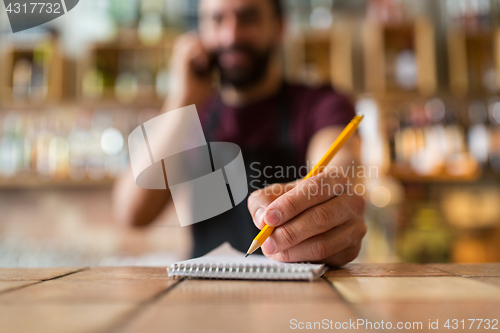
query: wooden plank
[
  {"left": 496, "top": 29, "right": 500, "bottom": 95},
  {"left": 0, "top": 279, "right": 178, "bottom": 304},
  {"left": 121, "top": 302, "right": 365, "bottom": 333},
  {"left": 62, "top": 267, "right": 168, "bottom": 280},
  {"left": 472, "top": 277, "right": 500, "bottom": 288},
  {"left": 328, "top": 277, "right": 500, "bottom": 303},
  {"left": 354, "top": 301, "right": 500, "bottom": 330},
  {"left": 0, "top": 304, "right": 134, "bottom": 333},
  {"left": 331, "top": 22, "right": 354, "bottom": 92},
  {"left": 363, "top": 21, "right": 385, "bottom": 93},
  {"left": 448, "top": 29, "right": 468, "bottom": 95},
  {"left": 415, "top": 17, "right": 437, "bottom": 95},
  {"left": 0, "top": 281, "right": 38, "bottom": 293},
  {"left": 157, "top": 279, "right": 342, "bottom": 304},
  {"left": 428, "top": 263, "right": 500, "bottom": 277},
  {"left": 119, "top": 278, "right": 365, "bottom": 333},
  {"left": 119, "top": 278, "right": 364, "bottom": 333},
  {"left": 0, "top": 268, "right": 85, "bottom": 281},
  {"left": 325, "top": 263, "right": 453, "bottom": 278},
  {"left": 438, "top": 263, "right": 500, "bottom": 277}
]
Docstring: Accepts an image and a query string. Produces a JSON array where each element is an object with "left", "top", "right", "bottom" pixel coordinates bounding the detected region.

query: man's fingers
[
  {"left": 262, "top": 170, "right": 350, "bottom": 227},
  {"left": 263, "top": 217, "right": 364, "bottom": 263},
  {"left": 261, "top": 195, "right": 351, "bottom": 255},
  {"left": 247, "top": 182, "right": 296, "bottom": 229},
  {"left": 323, "top": 242, "right": 363, "bottom": 267}
]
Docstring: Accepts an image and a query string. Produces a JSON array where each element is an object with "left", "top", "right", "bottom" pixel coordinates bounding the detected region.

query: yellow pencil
[{"left": 245, "top": 114, "right": 364, "bottom": 257}]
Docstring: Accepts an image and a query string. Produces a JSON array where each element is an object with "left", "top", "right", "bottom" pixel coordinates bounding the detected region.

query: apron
[{"left": 191, "top": 83, "right": 301, "bottom": 257}]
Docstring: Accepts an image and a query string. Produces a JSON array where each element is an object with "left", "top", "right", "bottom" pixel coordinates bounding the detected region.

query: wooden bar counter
[{"left": 1, "top": 264, "right": 499, "bottom": 333}]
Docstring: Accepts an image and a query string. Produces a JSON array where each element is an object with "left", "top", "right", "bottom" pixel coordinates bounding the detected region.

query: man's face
[{"left": 199, "top": 0, "right": 283, "bottom": 88}]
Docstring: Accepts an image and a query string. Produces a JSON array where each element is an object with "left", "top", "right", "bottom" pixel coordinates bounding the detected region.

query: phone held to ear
[{"left": 192, "top": 54, "right": 217, "bottom": 79}]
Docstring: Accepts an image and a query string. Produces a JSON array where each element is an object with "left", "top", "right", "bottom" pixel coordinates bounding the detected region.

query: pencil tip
[
  {"left": 246, "top": 240, "right": 261, "bottom": 258},
  {"left": 245, "top": 254, "right": 249, "bottom": 258}
]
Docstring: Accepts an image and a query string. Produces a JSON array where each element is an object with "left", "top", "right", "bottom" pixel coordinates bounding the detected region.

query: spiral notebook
[{"left": 167, "top": 242, "right": 327, "bottom": 281}]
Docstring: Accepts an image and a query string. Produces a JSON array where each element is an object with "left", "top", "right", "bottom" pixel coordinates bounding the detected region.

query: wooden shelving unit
[
  {"left": 448, "top": 28, "right": 500, "bottom": 96},
  {"left": 284, "top": 23, "right": 354, "bottom": 92},
  {"left": 0, "top": 31, "right": 181, "bottom": 190},
  {"left": 390, "top": 164, "right": 481, "bottom": 183},
  {"left": 76, "top": 30, "right": 178, "bottom": 107},
  {"left": 0, "top": 176, "right": 114, "bottom": 190},
  {"left": 0, "top": 38, "right": 64, "bottom": 106},
  {"left": 363, "top": 17, "right": 437, "bottom": 96}
]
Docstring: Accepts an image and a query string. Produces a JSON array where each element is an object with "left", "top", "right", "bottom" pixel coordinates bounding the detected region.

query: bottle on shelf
[
  {"left": 11, "top": 59, "right": 32, "bottom": 102},
  {"left": 0, "top": 106, "right": 137, "bottom": 184},
  {"left": 468, "top": 100, "right": 490, "bottom": 166},
  {"left": 488, "top": 97, "right": 500, "bottom": 172},
  {"left": 393, "top": 97, "right": 478, "bottom": 178}
]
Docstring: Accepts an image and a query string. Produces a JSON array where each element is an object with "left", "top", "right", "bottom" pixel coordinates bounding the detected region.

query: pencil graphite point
[
  {"left": 246, "top": 240, "right": 261, "bottom": 257},
  {"left": 245, "top": 254, "right": 249, "bottom": 258}
]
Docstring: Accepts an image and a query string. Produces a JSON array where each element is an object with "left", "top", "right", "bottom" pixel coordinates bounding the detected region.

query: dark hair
[{"left": 270, "top": 0, "right": 284, "bottom": 18}]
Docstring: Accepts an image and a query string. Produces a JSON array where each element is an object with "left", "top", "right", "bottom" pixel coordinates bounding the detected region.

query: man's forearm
[
  {"left": 113, "top": 96, "right": 213, "bottom": 227},
  {"left": 112, "top": 167, "right": 172, "bottom": 227}
]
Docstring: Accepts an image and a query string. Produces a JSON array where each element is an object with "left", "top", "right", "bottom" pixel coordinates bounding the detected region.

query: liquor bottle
[
  {"left": 468, "top": 100, "right": 489, "bottom": 166},
  {"left": 488, "top": 97, "right": 500, "bottom": 172}
]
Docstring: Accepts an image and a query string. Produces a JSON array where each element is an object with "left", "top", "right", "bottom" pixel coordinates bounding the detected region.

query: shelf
[
  {"left": 389, "top": 165, "right": 482, "bottom": 183},
  {"left": 363, "top": 17, "right": 437, "bottom": 96},
  {"left": 0, "top": 98, "right": 165, "bottom": 111},
  {"left": 284, "top": 23, "right": 355, "bottom": 92},
  {"left": 447, "top": 27, "right": 500, "bottom": 96},
  {"left": 76, "top": 31, "right": 178, "bottom": 105},
  {"left": 77, "top": 93, "right": 165, "bottom": 109},
  {"left": 0, "top": 37, "right": 64, "bottom": 105},
  {"left": 0, "top": 176, "right": 115, "bottom": 190}
]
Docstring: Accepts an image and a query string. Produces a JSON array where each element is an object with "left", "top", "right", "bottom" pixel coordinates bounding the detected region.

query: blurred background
[{"left": 0, "top": 0, "right": 499, "bottom": 267}]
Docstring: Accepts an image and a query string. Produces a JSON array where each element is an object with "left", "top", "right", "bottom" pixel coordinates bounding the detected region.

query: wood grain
[
  {"left": 158, "top": 279, "right": 341, "bottom": 304},
  {"left": 0, "top": 304, "right": 134, "bottom": 333},
  {"left": 472, "top": 277, "right": 500, "bottom": 288},
  {"left": 354, "top": 301, "right": 500, "bottom": 329},
  {"left": 328, "top": 277, "right": 500, "bottom": 303},
  {"left": 0, "top": 281, "right": 39, "bottom": 293},
  {"left": 62, "top": 267, "right": 169, "bottom": 280},
  {"left": 2, "top": 265, "right": 499, "bottom": 333},
  {"left": 428, "top": 263, "right": 500, "bottom": 277},
  {"left": 120, "top": 278, "right": 360, "bottom": 332},
  {"left": 325, "top": 263, "right": 453, "bottom": 278},
  {"left": 0, "top": 268, "right": 85, "bottom": 281},
  {"left": 120, "top": 302, "right": 365, "bottom": 333},
  {"left": 0, "top": 279, "right": 178, "bottom": 304}
]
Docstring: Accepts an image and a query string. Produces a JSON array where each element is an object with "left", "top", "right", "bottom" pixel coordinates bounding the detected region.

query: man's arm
[
  {"left": 112, "top": 33, "right": 215, "bottom": 227},
  {"left": 112, "top": 171, "right": 172, "bottom": 227},
  {"left": 247, "top": 126, "right": 367, "bottom": 266}
]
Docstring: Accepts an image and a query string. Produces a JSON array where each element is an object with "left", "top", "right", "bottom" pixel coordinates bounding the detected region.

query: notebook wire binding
[{"left": 167, "top": 262, "right": 327, "bottom": 281}]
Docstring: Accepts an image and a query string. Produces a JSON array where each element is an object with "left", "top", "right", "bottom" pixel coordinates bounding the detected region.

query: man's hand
[
  {"left": 247, "top": 169, "right": 367, "bottom": 267},
  {"left": 167, "top": 32, "right": 215, "bottom": 110}
]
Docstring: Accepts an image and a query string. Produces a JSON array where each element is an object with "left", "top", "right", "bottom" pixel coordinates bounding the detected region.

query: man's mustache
[{"left": 213, "top": 45, "right": 260, "bottom": 60}]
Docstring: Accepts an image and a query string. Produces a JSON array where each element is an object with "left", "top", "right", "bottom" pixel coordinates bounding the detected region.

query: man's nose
[{"left": 219, "top": 16, "right": 244, "bottom": 47}]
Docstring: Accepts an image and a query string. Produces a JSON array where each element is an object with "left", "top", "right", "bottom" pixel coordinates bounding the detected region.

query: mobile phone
[{"left": 192, "top": 53, "right": 217, "bottom": 78}]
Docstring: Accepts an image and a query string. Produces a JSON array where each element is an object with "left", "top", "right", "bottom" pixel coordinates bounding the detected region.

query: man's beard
[{"left": 213, "top": 44, "right": 275, "bottom": 89}]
